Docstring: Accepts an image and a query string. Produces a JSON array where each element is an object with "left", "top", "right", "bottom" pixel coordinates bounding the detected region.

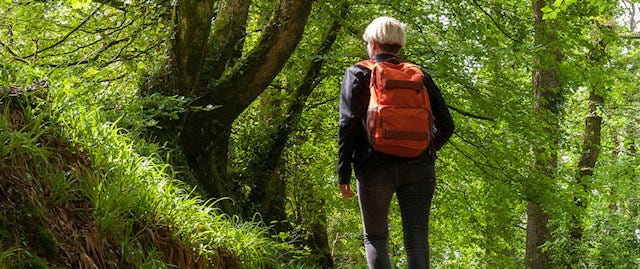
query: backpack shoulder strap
[
  {"left": 402, "top": 62, "right": 421, "bottom": 69},
  {"left": 356, "top": 59, "right": 376, "bottom": 70}
]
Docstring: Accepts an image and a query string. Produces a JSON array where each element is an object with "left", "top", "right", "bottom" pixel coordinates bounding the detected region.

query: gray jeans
[{"left": 356, "top": 159, "right": 436, "bottom": 269}]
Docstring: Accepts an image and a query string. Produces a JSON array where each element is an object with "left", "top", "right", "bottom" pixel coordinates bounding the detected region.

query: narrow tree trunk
[
  {"left": 575, "top": 91, "right": 604, "bottom": 203},
  {"left": 567, "top": 90, "right": 603, "bottom": 267},
  {"left": 244, "top": 3, "right": 346, "bottom": 224},
  {"left": 238, "top": 6, "right": 346, "bottom": 265},
  {"left": 527, "top": 0, "right": 563, "bottom": 268},
  {"left": 567, "top": 24, "right": 608, "bottom": 266},
  {"left": 309, "top": 199, "right": 333, "bottom": 268}
]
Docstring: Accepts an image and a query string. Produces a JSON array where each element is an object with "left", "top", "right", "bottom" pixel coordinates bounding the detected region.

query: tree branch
[
  {"left": 212, "top": 0, "right": 315, "bottom": 122},
  {"left": 40, "top": 41, "right": 161, "bottom": 69},
  {"left": 470, "top": 0, "right": 522, "bottom": 44},
  {"left": 448, "top": 104, "right": 496, "bottom": 122},
  {"left": 0, "top": 41, "right": 29, "bottom": 64},
  {"left": 21, "top": 5, "right": 103, "bottom": 59},
  {"left": 90, "top": 0, "right": 125, "bottom": 10}
]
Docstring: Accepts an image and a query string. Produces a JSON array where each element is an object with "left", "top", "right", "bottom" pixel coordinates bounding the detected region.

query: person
[{"left": 337, "top": 16, "right": 455, "bottom": 269}]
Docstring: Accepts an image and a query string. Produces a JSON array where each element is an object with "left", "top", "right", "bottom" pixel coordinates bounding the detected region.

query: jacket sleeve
[
  {"left": 337, "top": 65, "right": 369, "bottom": 184},
  {"left": 424, "top": 72, "right": 454, "bottom": 151}
]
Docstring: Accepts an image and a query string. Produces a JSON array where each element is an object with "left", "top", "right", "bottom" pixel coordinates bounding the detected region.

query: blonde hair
[{"left": 362, "top": 16, "right": 406, "bottom": 49}]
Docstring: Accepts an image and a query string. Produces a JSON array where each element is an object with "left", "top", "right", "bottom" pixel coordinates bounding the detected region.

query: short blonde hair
[{"left": 362, "top": 16, "right": 406, "bottom": 48}]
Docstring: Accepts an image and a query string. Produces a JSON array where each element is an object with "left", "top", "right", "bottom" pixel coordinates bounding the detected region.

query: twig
[
  {"left": 0, "top": 41, "right": 29, "bottom": 64},
  {"left": 470, "top": 0, "right": 523, "bottom": 44},
  {"left": 21, "top": 4, "right": 103, "bottom": 59},
  {"left": 448, "top": 104, "right": 496, "bottom": 122}
]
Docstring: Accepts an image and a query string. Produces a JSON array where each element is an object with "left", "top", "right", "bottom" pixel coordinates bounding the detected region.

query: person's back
[{"left": 337, "top": 16, "right": 454, "bottom": 269}]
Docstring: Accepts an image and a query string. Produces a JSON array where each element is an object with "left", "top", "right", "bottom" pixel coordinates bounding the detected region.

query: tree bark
[
  {"left": 309, "top": 199, "right": 333, "bottom": 268},
  {"left": 165, "top": 0, "right": 217, "bottom": 97},
  {"left": 527, "top": 0, "right": 563, "bottom": 268},
  {"left": 574, "top": 91, "right": 603, "bottom": 212},
  {"left": 526, "top": 202, "right": 552, "bottom": 269},
  {"left": 204, "top": 0, "right": 251, "bottom": 81}
]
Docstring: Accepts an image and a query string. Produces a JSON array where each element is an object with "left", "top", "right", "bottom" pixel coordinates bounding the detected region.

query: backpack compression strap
[{"left": 357, "top": 59, "right": 424, "bottom": 91}]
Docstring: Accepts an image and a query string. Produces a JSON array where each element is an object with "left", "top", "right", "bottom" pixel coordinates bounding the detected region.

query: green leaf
[
  {"left": 543, "top": 9, "right": 559, "bottom": 20},
  {"left": 541, "top": 6, "right": 554, "bottom": 14},
  {"left": 70, "top": 1, "right": 90, "bottom": 10}
]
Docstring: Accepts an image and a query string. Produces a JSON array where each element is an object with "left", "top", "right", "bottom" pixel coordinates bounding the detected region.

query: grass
[
  {"left": 40, "top": 76, "right": 299, "bottom": 267},
  {"left": 1, "top": 73, "right": 302, "bottom": 268}
]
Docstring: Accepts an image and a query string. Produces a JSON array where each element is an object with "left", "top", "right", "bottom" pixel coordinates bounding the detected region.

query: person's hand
[{"left": 339, "top": 183, "right": 355, "bottom": 199}]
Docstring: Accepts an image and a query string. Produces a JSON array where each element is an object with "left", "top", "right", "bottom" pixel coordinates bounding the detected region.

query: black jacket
[{"left": 337, "top": 54, "right": 455, "bottom": 184}]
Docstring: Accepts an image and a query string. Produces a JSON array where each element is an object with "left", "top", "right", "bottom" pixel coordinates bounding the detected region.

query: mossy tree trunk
[{"left": 148, "top": 0, "right": 314, "bottom": 203}]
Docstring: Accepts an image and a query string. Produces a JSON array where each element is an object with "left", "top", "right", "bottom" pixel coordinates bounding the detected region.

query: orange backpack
[{"left": 358, "top": 59, "right": 433, "bottom": 158}]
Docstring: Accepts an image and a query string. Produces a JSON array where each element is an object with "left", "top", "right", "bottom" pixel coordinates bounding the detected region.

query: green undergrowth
[{"left": 1, "top": 79, "right": 305, "bottom": 267}]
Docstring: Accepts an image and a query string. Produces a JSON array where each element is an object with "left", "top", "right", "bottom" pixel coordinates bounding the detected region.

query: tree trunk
[
  {"left": 527, "top": 0, "right": 563, "bottom": 268},
  {"left": 147, "top": 0, "right": 314, "bottom": 205},
  {"left": 574, "top": 91, "right": 604, "bottom": 211},
  {"left": 526, "top": 202, "right": 552, "bottom": 269},
  {"left": 238, "top": 5, "right": 346, "bottom": 265},
  {"left": 244, "top": 2, "right": 346, "bottom": 224},
  {"left": 164, "top": 0, "right": 216, "bottom": 97},
  {"left": 566, "top": 90, "right": 603, "bottom": 267},
  {"left": 567, "top": 23, "right": 608, "bottom": 267},
  {"left": 309, "top": 199, "right": 333, "bottom": 268}
]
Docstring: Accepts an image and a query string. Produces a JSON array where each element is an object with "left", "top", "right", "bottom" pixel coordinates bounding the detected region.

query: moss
[
  {"left": 33, "top": 228, "right": 58, "bottom": 257},
  {"left": 8, "top": 250, "right": 50, "bottom": 269},
  {"left": 14, "top": 199, "right": 42, "bottom": 224},
  {"left": 1, "top": 195, "right": 58, "bottom": 260},
  {"left": 0, "top": 215, "right": 11, "bottom": 246}
]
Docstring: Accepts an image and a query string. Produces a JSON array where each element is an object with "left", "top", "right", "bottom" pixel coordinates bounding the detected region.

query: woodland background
[{"left": 1, "top": 0, "right": 639, "bottom": 268}]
